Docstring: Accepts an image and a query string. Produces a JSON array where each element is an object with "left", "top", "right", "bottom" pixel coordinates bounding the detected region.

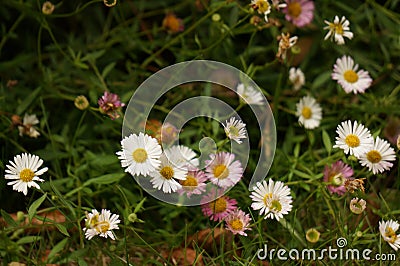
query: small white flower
[
  {"left": 333, "top": 120, "right": 374, "bottom": 158},
  {"left": 324, "top": 15, "right": 353, "bottom": 45},
  {"left": 359, "top": 137, "right": 396, "bottom": 174},
  {"left": 4, "top": 153, "right": 48, "bottom": 196},
  {"left": 289, "top": 67, "right": 305, "bottom": 91},
  {"left": 223, "top": 117, "right": 247, "bottom": 144},
  {"left": 164, "top": 145, "right": 199, "bottom": 167},
  {"left": 18, "top": 113, "right": 40, "bottom": 138},
  {"left": 236, "top": 83, "right": 264, "bottom": 105},
  {"left": 116, "top": 133, "right": 162, "bottom": 176},
  {"left": 251, "top": 0, "right": 272, "bottom": 22},
  {"left": 149, "top": 152, "right": 188, "bottom": 193},
  {"left": 84, "top": 209, "right": 120, "bottom": 240},
  {"left": 379, "top": 220, "right": 400, "bottom": 251},
  {"left": 205, "top": 152, "right": 243, "bottom": 188},
  {"left": 295, "top": 95, "right": 322, "bottom": 129},
  {"left": 250, "top": 179, "right": 293, "bottom": 221},
  {"left": 332, "top": 55, "right": 372, "bottom": 94}
]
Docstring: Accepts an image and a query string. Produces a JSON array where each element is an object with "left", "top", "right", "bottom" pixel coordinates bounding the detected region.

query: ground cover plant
[{"left": 1, "top": 0, "right": 400, "bottom": 265}]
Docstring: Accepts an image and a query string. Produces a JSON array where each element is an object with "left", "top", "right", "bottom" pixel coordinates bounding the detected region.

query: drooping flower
[
  {"left": 18, "top": 113, "right": 40, "bottom": 138},
  {"left": 201, "top": 190, "right": 238, "bottom": 222},
  {"left": 116, "top": 133, "right": 162, "bottom": 176},
  {"left": 162, "top": 13, "right": 184, "bottom": 33},
  {"left": 283, "top": 0, "right": 315, "bottom": 27},
  {"left": 324, "top": 16, "right": 353, "bottom": 45},
  {"left": 305, "top": 228, "right": 320, "bottom": 243},
  {"left": 225, "top": 209, "right": 252, "bottom": 236},
  {"left": 4, "top": 153, "right": 48, "bottom": 196},
  {"left": 83, "top": 209, "right": 120, "bottom": 240},
  {"left": 289, "top": 67, "right": 305, "bottom": 91},
  {"left": 349, "top": 198, "right": 366, "bottom": 214},
  {"left": 149, "top": 152, "right": 188, "bottom": 193},
  {"left": 379, "top": 220, "right": 400, "bottom": 251},
  {"left": 177, "top": 167, "right": 207, "bottom": 198},
  {"left": 344, "top": 178, "right": 366, "bottom": 193},
  {"left": 164, "top": 145, "right": 199, "bottom": 168},
  {"left": 276, "top": 32, "right": 298, "bottom": 60},
  {"left": 332, "top": 55, "right": 372, "bottom": 94},
  {"left": 295, "top": 95, "right": 322, "bottom": 129},
  {"left": 250, "top": 179, "right": 293, "bottom": 221},
  {"left": 323, "top": 160, "right": 354, "bottom": 196},
  {"left": 223, "top": 117, "right": 247, "bottom": 144},
  {"left": 333, "top": 120, "right": 374, "bottom": 158},
  {"left": 359, "top": 137, "right": 396, "bottom": 175},
  {"left": 205, "top": 152, "right": 243, "bottom": 188},
  {"left": 98, "top": 91, "right": 125, "bottom": 120},
  {"left": 236, "top": 83, "right": 264, "bottom": 105},
  {"left": 251, "top": 0, "right": 272, "bottom": 22}
]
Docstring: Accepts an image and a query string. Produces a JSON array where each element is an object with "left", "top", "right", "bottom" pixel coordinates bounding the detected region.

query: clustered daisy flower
[
  {"left": 201, "top": 190, "right": 238, "bottom": 222},
  {"left": 379, "top": 219, "right": 400, "bottom": 251},
  {"left": 289, "top": 67, "right": 305, "bottom": 91},
  {"left": 283, "top": 0, "right": 315, "bottom": 27},
  {"left": 324, "top": 15, "right": 353, "bottom": 45},
  {"left": 251, "top": 0, "right": 272, "bottom": 22},
  {"left": 359, "top": 137, "right": 396, "bottom": 175},
  {"left": 83, "top": 209, "right": 120, "bottom": 240},
  {"left": 177, "top": 167, "right": 207, "bottom": 198},
  {"left": 223, "top": 117, "right": 247, "bottom": 144},
  {"left": 323, "top": 160, "right": 354, "bottom": 196},
  {"left": 225, "top": 209, "right": 252, "bottom": 236},
  {"left": 205, "top": 152, "right": 244, "bottom": 188},
  {"left": 236, "top": 83, "right": 264, "bottom": 105},
  {"left": 18, "top": 113, "right": 41, "bottom": 138},
  {"left": 295, "top": 95, "right": 322, "bottom": 129}
]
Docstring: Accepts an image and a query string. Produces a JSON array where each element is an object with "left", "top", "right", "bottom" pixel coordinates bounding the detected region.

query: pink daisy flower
[
  {"left": 323, "top": 160, "right": 354, "bottom": 195},
  {"left": 225, "top": 209, "right": 252, "bottom": 236},
  {"left": 201, "top": 190, "right": 237, "bottom": 222},
  {"left": 177, "top": 167, "right": 208, "bottom": 198},
  {"left": 283, "top": 0, "right": 315, "bottom": 27},
  {"left": 205, "top": 152, "right": 243, "bottom": 188},
  {"left": 98, "top": 91, "right": 125, "bottom": 119}
]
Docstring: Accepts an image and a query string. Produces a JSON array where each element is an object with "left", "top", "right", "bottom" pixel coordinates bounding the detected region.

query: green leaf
[
  {"left": 134, "top": 197, "right": 147, "bottom": 213},
  {"left": 55, "top": 223, "right": 70, "bottom": 237},
  {"left": 322, "top": 130, "right": 332, "bottom": 154},
  {"left": 16, "top": 236, "right": 41, "bottom": 245},
  {"left": 81, "top": 50, "right": 106, "bottom": 62},
  {"left": 16, "top": 87, "right": 42, "bottom": 115},
  {"left": 47, "top": 238, "right": 68, "bottom": 262},
  {"left": 102, "top": 62, "right": 116, "bottom": 78},
  {"left": 28, "top": 193, "right": 47, "bottom": 222},
  {"left": 83, "top": 173, "right": 125, "bottom": 186},
  {"left": 0, "top": 209, "right": 18, "bottom": 226},
  {"left": 311, "top": 71, "right": 331, "bottom": 90}
]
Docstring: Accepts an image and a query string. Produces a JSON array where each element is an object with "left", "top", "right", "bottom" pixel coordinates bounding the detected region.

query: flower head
[
  {"left": 225, "top": 209, "right": 252, "bottom": 236},
  {"left": 223, "top": 117, "right": 247, "bottom": 144},
  {"left": 332, "top": 55, "right": 372, "bottom": 94},
  {"left": 164, "top": 145, "right": 199, "bottom": 168},
  {"left": 74, "top": 95, "right": 89, "bottom": 110},
  {"left": 236, "top": 83, "right": 264, "bottom": 105},
  {"left": 305, "top": 228, "right": 320, "bottom": 243},
  {"left": 201, "top": 190, "right": 238, "bottom": 222},
  {"left": 162, "top": 13, "right": 184, "bottom": 33},
  {"left": 116, "top": 133, "right": 162, "bottom": 176},
  {"left": 251, "top": 0, "right": 272, "bottom": 22},
  {"left": 103, "top": 0, "right": 117, "bottom": 7},
  {"left": 359, "top": 137, "right": 396, "bottom": 175},
  {"left": 149, "top": 152, "right": 188, "bottom": 193},
  {"left": 83, "top": 209, "right": 120, "bottom": 240},
  {"left": 42, "top": 1, "right": 55, "bottom": 15},
  {"left": 295, "top": 95, "right": 322, "bottom": 129},
  {"left": 379, "top": 220, "right": 400, "bottom": 251},
  {"left": 324, "top": 16, "right": 353, "bottom": 45},
  {"left": 323, "top": 160, "right": 354, "bottom": 195},
  {"left": 276, "top": 32, "right": 298, "bottom": 60},
  {"left": 205, "top": 152, "right": 243, "bottom": 188},
  {"left": 289, "top": 67, "right": 305, "bottom": 91},
  {"left": 283, "top": 0, "right": 315, "bottom": 27},
  {"left": 18, "top": 113, "right": 40, "bottom": 138},
  {"left": 345, "top": 178, "right": 366, "bottom": 193},
  {"left": 333, "top": 120, "right": 374, "bottom": 158},
  {"left": 98, "top": 91, "right": 125, "bottom": 120},
  {"left": 177, "top": 167, "right": 207, "bottom": 198},
  {"left": 160, "top": 123, "right": 179, "bottom": 144},
  {"left": 250, "top": 179, "right": 293, "bottom": 221},
  {"left": 349, "top": 198, "right": 366, "bottom": 214},
  {"left": 4, "top": 153, "right": 48, "bottom": 196}
]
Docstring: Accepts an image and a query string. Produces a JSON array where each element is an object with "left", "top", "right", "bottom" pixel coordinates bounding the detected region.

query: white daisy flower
[
  {"left": 4, "top": 153, "right": 48, "bottom": 196},
  {"left": 250, "top": 179, "right": 293, "bottom": 221},
  {"left": 149, "top": 152, "right": 188, "bottom": 193},
  {"left": 251, "top": 0, "right": 272, "bottom": 22},
  {"left": 236, "top": 83, "right": 264, "bottom": 105},
  {"left": 164, "top": 145, "right": 199, "bottom": 167},
  {"left": 295, "top": 95, "right": 322, "bottom": 129},
  {"left": 116, "top": 132, "right": 162, "bottom": 176},
  {"left": 205, "top": 152, "right": 243, "bottom": 188},
  {"left": 359, "top": 137, "right": 396, "bottom": 174},
  {"left": 223, "top": 117, "right": 247, "bottom": 144},
  {"left": 333, "top": 120, "right": 374, "bottom": 158},
  {"left": 379, "top": 220, "right": 400, "bottom": 251},
  {"left": 83, "top": 209, "right": 120, "bottom": 240},
  {"left": 289, "top": 67, "right": 305, "bottom": 91},
  {"left": 332, "top": 55, "right": 373, "bottom": 94},
  {"left": 324, "top": 15, "right": 353, "bottom": 45},
  {"left": 18, "top": 113, "right": 40, "bottom": 138}
]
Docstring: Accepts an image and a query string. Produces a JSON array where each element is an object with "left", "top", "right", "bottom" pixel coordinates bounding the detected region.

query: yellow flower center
[
  {"left": 160, "top": 166, "right": 174, "bottom": 180},
  {"left": 213, "top": 164, "right": 229, "bottom": 179},
  {"left": 228, "top": 126, "right": 239, "bottom": 137},
  {"left": 263, "top": 193, "right": 272, "bottom": 205},
  {"left": 366, "top": 150, "right": 382, "bottom": 164},
  {"left": 181, "top": 175, "right": 198, "bottom": 191},
  {"left": 19, "top": 169, "right": 35, "bottom": 182},
  {"left": 96, "top": 221, "right": 110, "bottom": 233},
  {"left": 229, "top": 219, "right": 244, "bottom": 231},
  {"left": 343, "top": 70, "right": 359, "bottom": 83},
  {"left": 254, "top": 0, "right": 270, "bottom": 13},
  {"left": 288, "top": 2, "right": 302, "bottom": 18},
  {"left": 270, "top": 199, "right": 282, "bottom": 212},
  {"left": 385, "top": 227, "right": 397, "bottom": 244},
  {"left": 330, "top": 173, "right": 345, "bottom": 186},
  {"left": 345, "top": 134, "right": 360, "bottom": 148},
  {"left": 301, "top": 107, "right": 312, "bottom": 119},
  {"left": 209, "top": 197, "right": 227, "bottom": 213},
  {"left": 132, "top": 148, "right": 148, "bottom": 163},
  {"left": 329, "top": 22, "right": 344, "bottom": 35}
]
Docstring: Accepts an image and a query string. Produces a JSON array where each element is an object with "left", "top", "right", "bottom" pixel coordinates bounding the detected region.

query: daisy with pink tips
[
  {"left": 201, "top": 190, "right": 238, "bottom": 222},
  {"left": 225, "top": 209, "right": 252, "bottom": 236},
  {"left": 283, "top": 0, "right": 315, "bottom": 27},
  {"left": 177, "top": 167, "right": 207, "bottom": 198},
  {"left": 323, "top": 160, "right": 354, "bottom": 196},
  {"left": 205, "top": 152, "right": 243, "bottom": 188}
]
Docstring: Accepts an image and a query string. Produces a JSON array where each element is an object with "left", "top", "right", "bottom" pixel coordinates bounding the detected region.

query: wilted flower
[
  {"left": 349, "top": 198, "right": 366, "bottom": 214},
  {"left": 306, "top": 228, "right": 320, "bottom": 243},
  {"left": 98, "top": 91, "right": 125, "bottom": 120},
  {"left": 344, "top": 178, "right": 366, "bottom": 193},
  {"left": 289, "top": 67, "right": 305, "bottom": 91},
  {"left": 18, "top": 113, "right": 41, "bottom": 138},
  {"left": 74, "top": 95, "right": 89, "bottom": 110},
  {"left": 162, "top": 13, "right": 184, "bottom": 33},
  {"left": 42, "top": 1, "right": 55, "bottom": 15},
  {"left": 276, "top": 32, "right": 298, "bottom": 60}
]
